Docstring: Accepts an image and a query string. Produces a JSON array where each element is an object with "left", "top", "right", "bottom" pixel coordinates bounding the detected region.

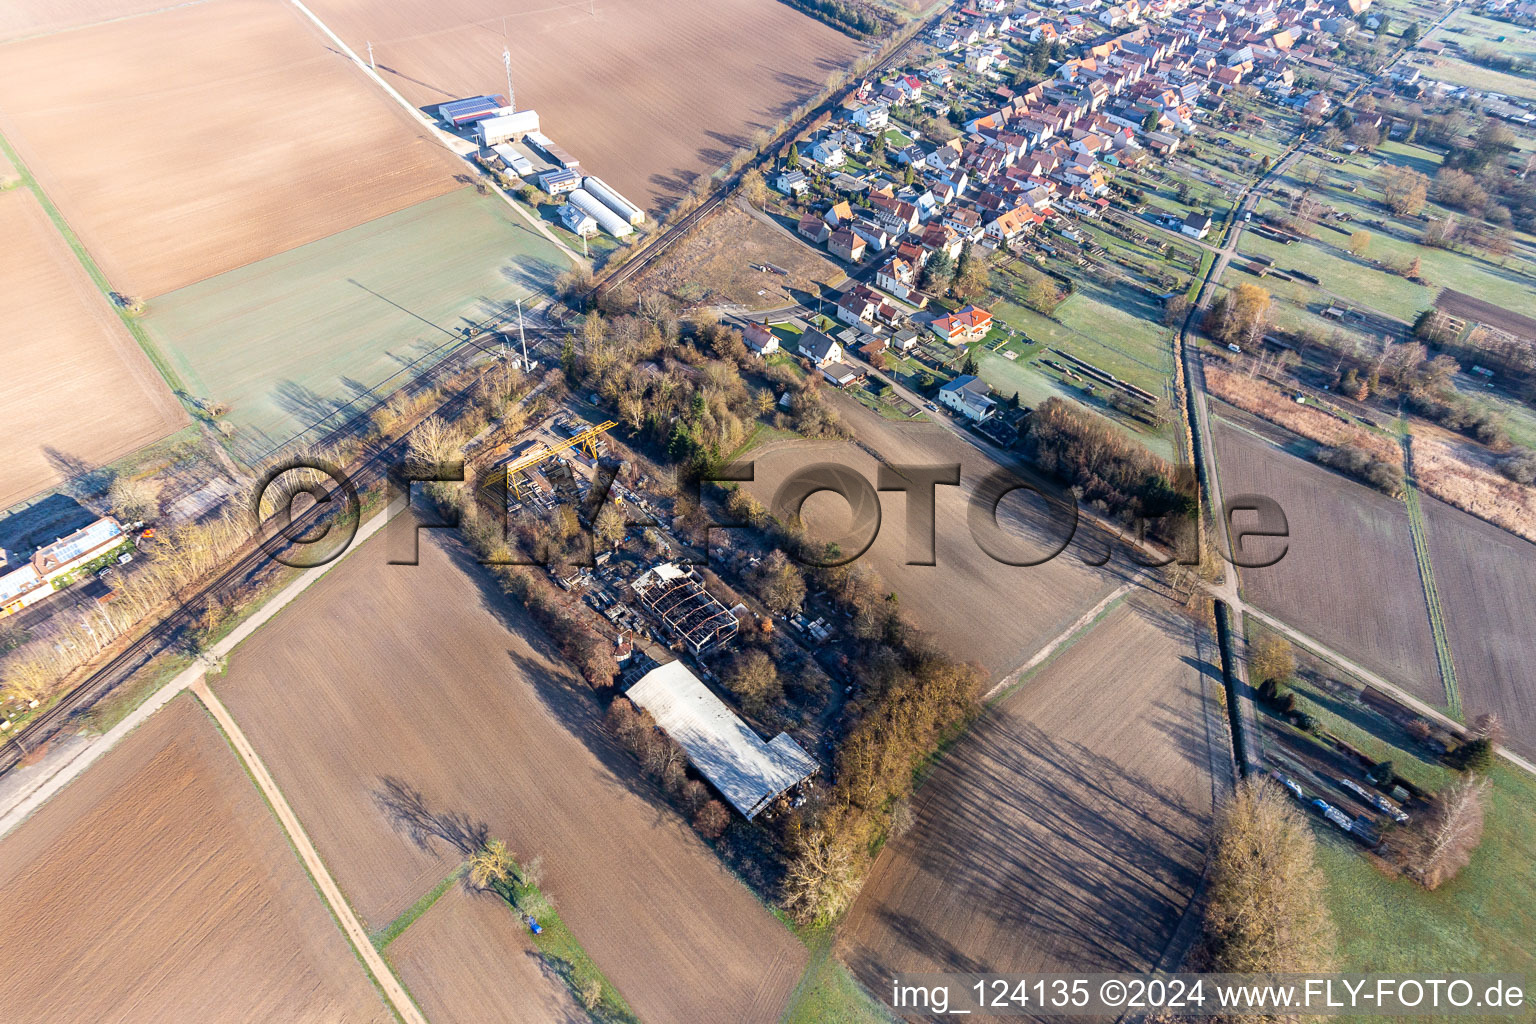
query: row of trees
[
  {"left": 607, "top": 697, "right": 732, "bottom": 838},
  {"left": 1248, "top": 634, "right": 1494, "bottom": 891},
  {"left": 1023, "top": 397, "right": 1195, "bottom": 535},
  {"left": 781, "top": 641, "right": 983, "bottom": 923}
]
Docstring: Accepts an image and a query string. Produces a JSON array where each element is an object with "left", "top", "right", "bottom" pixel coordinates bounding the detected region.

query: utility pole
[{"left": 517, "top": 298, "right": 530, "bottom": 371}]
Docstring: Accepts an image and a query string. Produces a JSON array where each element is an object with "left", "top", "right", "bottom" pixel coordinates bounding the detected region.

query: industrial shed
[
  {"left": 525, "top": 131, "right": 581, "bottom": 170},
  {"left": 626, "top": 661, "right": 817, "bottom": 819},
  {"left": 437, "top": 95, "right": 503, "bottom": 127},
  {"left": 631, "top": 562, "right": 737, "bottom": 655},
  {"left": 491, "top": 144, "right": 534, "bottom": 178},
  {"left": 581, "top": 176, "right": 646, "bottom": 225},
  {"left": 567, "top": 188, "right": 633, "bottom": 238},
  {"left": 475, "top": 109, "right": 541, "bottom": 147}
]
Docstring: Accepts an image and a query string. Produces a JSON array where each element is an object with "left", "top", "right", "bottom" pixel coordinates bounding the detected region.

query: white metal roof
[{"left": 626, "top": 661, "right": 816, "bottom": 819}]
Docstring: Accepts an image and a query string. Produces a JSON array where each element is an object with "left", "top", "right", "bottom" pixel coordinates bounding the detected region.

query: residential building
[
  {"left": 775, "top": 169, "right": 809, "bottom": 196},
  {"left": 828, "top": 227, "right": 867, "bottom": 262},
  {"left": 931, "top": 304, "right": 993, "bottom": 344},
  {"left": 797, "top": 328, "right": 843, "bottom": 367},
  {"left": 938, "top": 374, "right": 998, "bottom": 421},
  {"left": 743, "top": 322, "right": 780, "bottom": 357}
]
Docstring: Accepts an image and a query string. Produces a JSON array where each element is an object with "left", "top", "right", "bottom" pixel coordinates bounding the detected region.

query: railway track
[{"left": 0, "top": 324, "right": 568, "bottom": 775}]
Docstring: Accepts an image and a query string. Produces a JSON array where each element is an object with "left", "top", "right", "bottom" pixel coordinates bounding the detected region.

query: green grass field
[
  {"left": 142, "top": 188, "right": 570, "bottom": 453},
  {"left": 988, "top": 265, "right": 1175, "bottom": 394},
  {"left": 1317, "top": 762, "right": 1536, "bottom": 1021},
  {"left": 1251, "top": 151, "right": 1536, "bottom": 320},
  {"left": 1247, "top": 621, "right": 1536, "bottom": 1016},
  {"left": 1237, "top": 230, "right": 1433, "bottom": 321}
]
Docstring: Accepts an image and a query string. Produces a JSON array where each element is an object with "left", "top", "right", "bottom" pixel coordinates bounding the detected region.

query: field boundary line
[
  {"left": 372, "top": 863, "right": 467, "bottom": 950},
  {"left": 1396, "top": 420, "right": 1461, "bottom": 718},
  {"left": 983, "top": 581, "right": 1136, "bottom": 703},
  {"left": 0, "top": 129, "right": 187, "bottom": 399},
  {"left": 0, "top": 498, "right": 402, "bottom": 838},
  {"left": 191, "top": 675, "right": 427, "bottom": 1024},
  {"left": 283, "top": 0, "right": 583, "bottom": 266},
  {"left": 1238, "top": 603, "right": 1536, "bottom": 777}
]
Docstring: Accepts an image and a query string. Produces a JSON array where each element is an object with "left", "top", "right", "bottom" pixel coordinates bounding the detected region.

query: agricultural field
[
  {"left": 638, "top": 200, "right": 847, "bottom": 310},
  {"left": 212, "top": 530, "right": 806, "bottom": 1024},
  {"left": 0, "top": 0, "right": 465, "bottom": 299},
  {"left": 1248, "top": 647, "right": 1536, "bottom": 1001},
  {"left": 1209, "top": 415, "right": 1445, "bottom": 706},
  {"left": 838, "top": 596, "right": 1219, "bottom": 989},
  {"left": 0, "top": 0, "right": 176, "bottom": 41},
  {"left": 1422, "top": 495, "right": 1536, "bottom": 760},
  {"left": 0, "top": 695, "right": 390, "bottom": 1024},
  {"left": 0, "top": 188, "right": 186, "bottom": 508},
  {"left": 745, "top": 396, "right": 1128, "bottom": 681},
  {"left": 142, "top": 188, "right": 568, "bottom": 453},
  {"left": 386, "top": 884, "right": 583, "bottom": 1024},
  {"left": 303, "top": 0, "right": 868, "bottom": 213}
]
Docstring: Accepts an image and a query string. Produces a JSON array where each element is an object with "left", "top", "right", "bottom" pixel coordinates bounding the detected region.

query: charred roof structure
[{"left": 631, "top": 562, "right": 738, "bottom": 656}]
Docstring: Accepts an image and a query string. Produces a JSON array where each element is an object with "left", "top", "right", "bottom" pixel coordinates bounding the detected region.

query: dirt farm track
[
  {"left": 0, "top": 188, "right": 185, "bottom": 508},
  {"left": 0, "top": 0, "right": 465, "bottom": 299},
  {"left": 213, "top": 529, "right": 806, "bottom": 1024},
  {"left": 839, "top": 596, "right": 1220, "bottom": 1010},
  {"left": 0, "top": 696, "right": 391, "bottom": 1024},
  {"left": 1210, "top": 415, "right": 1446, "bottom": 707},
  {"left": 305, "top": 0, "right": 866, "bottom": 212}
]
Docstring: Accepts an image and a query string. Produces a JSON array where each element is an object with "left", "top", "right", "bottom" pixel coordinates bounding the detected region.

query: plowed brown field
[
  {"left": 745, "top": 396, "right": 1130, "bottom": 680},
  {"left": 0, "top": 0, "right": 174, "bottom": 42},
  {"left": 839, "top": 597, "right": 1219, "bottom": 1005},
  {"left": 0, "top": 188, "right": 184, "bottom": 508},
  {"left": 303, "top": 0, "right": 866, "bottom": 212},
  {"left": 213, "top": 530, "right": 805, "bottom": 1024},
  {"left": 388, "top": 884, "right": 585, "bottom": 1024},
  {"left": 0, "top": 0, "right": 464, "bottom": 298},
  {"left": 0, "top": 695, "right": 390, "bottom": 1024},
  {"left": 1210, "top": 416, "right": 1444, "bottom": 706},
  {"left": 1422, "top": 495, "right": 1536, "bottom": 760}
]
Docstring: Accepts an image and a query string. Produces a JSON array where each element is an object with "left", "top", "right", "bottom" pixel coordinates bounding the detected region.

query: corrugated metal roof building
[
  {"left": 476, "top": 109, "right": 541, "bottom": 147},
  {"left": 437, "top": 95, "right": 503, "bottom": 126},
  {"left": 581, "top": 175, "right": 646, "bottom": 225},
  {"left": 567, "top": 188, "right": 633, "bottom": 238},
  {"left": 626, "top": 660, "right": 817, "bottom": 819}
]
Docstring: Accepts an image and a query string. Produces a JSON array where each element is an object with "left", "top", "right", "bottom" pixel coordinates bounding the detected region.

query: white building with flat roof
[{"left": 626, "top": 660, "right": 817, "bottom": 819}]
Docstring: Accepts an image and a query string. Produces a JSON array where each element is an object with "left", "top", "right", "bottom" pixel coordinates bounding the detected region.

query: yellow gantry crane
[{"left": 493, "top": 420, "right": 617, "bottom": 499}]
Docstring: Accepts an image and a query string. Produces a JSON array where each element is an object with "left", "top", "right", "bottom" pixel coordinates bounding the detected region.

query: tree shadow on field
[
  {"left": 42, "top": 447, "right": 112, "bottom": 502},
  {"left": 500, "top": 257, "right": 564, "bottom": 295},
  {"left": 840, "top": 705, "right": 1213, "bottom": 994},
  {"left": 272, "top": 379, "right": 350, "bottom": 437},
  {"left": 372, "top": 775, "right": 489, "bottom": 856},
  {"left": 428, "top": 532, "right": 702, "bottom": 829}
]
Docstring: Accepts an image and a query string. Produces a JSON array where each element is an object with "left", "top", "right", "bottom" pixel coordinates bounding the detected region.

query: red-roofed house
[{"left": 931, "top": 305, "right": 993, "bottom": 344}]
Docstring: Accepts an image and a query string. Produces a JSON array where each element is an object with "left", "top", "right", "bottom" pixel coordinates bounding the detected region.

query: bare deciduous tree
[
  {"left": 1200, "top": 781, "right": 1337, "bottom": 977},
  {"left": 1399, "top": 775, "right": 1489, "bottom": 890}
]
